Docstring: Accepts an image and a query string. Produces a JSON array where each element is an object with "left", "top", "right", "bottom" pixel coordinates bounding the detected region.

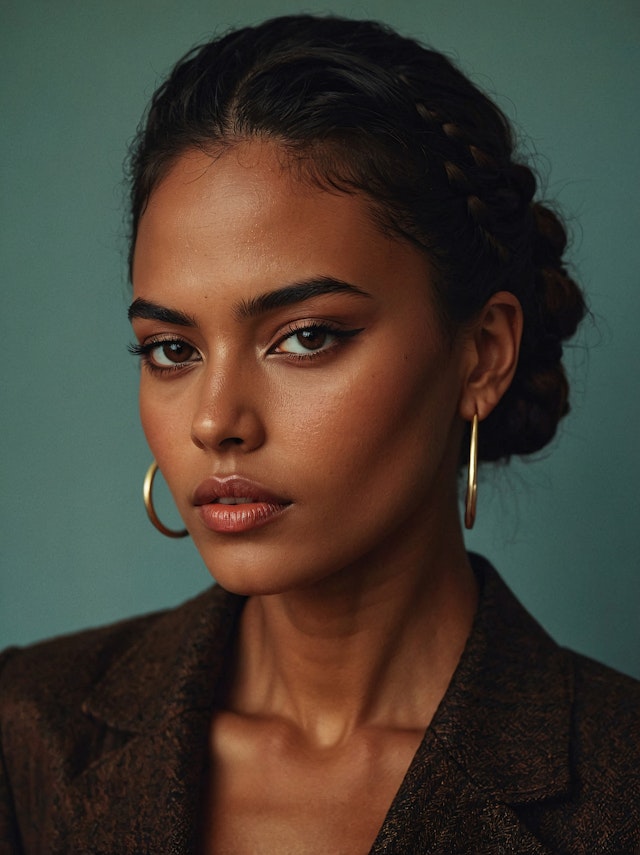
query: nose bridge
[{"left": 190, "top": 351, "right": 265, "bottom": 452}]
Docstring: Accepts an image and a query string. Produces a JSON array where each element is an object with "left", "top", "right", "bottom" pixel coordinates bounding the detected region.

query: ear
[{"left": 458, "top": 291, "right": 523, "bottom": 422}]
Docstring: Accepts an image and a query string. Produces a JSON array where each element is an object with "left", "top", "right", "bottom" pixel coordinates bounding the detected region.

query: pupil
[
  {"left": 298, "top": 329, "right": 326, "bottom": 350},
  {"left": 163, "top": 342, "right": 190, "bottom": 363}
]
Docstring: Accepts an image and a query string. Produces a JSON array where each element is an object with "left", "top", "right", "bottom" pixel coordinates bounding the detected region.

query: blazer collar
[
  {"left": 429, "top": 554, "right": 573, "bottom": 804},
  {"left": 70, "top": 586, "right": 244, "bottom": 854},
  {"left": 82, "top": 584, "right": 244, "bottom": 733}
]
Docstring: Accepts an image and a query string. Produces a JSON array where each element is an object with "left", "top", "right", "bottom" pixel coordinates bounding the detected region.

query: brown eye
[
  {"left": 276, "top": 325, "right": 337, "bottom": 355},
  {"left": 150, "top": 339, "right": 199, "bottom": 367},
  {"left": 295, "top": 329, "right": 329, "bottom": 350}
]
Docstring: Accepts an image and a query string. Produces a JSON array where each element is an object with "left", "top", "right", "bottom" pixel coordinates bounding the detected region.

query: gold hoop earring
[
  {"left": 143, "top": 461, "right": 188, "bottom": 539},
  {"left": 465, "top": 413, "right": 479, "bottom": 530}
]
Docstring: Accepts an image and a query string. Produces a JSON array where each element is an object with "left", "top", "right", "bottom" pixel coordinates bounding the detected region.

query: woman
[{"left": 1, "top": 15, "right": 638, "bottom": 854}]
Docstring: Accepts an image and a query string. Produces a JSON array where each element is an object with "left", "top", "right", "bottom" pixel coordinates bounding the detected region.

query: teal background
[{"left": 2, "top": 1, "right": 639, "bottom": 677}]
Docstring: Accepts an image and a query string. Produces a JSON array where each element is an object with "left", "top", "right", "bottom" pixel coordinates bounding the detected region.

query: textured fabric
[{"left": 1, "top": 556, "right": 639, "bottom": 854}]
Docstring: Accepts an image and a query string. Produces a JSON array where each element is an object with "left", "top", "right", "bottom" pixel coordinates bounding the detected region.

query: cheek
[
  {"left": 273, "top": 382, "right": 352, "bottom": 455},
  {"left": 278, "top": 343, "right": 458, "bottom": 486},
  {"left": 138, "top": 381, "right": 189, "bottom": 466}
]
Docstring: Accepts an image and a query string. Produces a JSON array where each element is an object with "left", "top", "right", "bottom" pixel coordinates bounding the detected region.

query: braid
[
  {"left": 403, "top": 75, "right": 586, "bottom": 459},
  {"left": 411, "top": 95, "right": 536, "bottom": 272}
]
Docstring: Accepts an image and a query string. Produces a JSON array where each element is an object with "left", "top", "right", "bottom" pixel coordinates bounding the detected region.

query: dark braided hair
[{"left": 128, "top": 14, "right": 587, "bottom": 462}]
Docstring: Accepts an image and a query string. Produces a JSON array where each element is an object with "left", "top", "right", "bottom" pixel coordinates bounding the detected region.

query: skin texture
[{"left": 131, "top": 141, "right": 522, "bottom": 854}]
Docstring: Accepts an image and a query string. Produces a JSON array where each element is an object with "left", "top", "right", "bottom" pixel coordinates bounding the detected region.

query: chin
[
  {"left": 207, "top": 569, "right": 315, "bottom": 598},
  {"left": 196, "top": 545, "right": 314, "bottom": 597}
]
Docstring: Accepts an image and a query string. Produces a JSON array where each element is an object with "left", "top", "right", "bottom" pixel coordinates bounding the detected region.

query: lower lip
[{"left": 197, "top": 501, "right": 291, "bottom": 534}]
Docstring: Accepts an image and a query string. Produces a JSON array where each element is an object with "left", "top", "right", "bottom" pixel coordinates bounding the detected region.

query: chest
[{"left": 197, "top": 713, "right": 425, "bottom": 855}]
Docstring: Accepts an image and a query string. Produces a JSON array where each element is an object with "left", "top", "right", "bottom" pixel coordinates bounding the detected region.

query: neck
[{"left": 224, "top": 513, "right": 477, "bottom": 747}]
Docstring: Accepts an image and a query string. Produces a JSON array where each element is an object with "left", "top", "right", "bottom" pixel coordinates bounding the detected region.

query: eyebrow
[
  {"left": 234, "top": 277, "right": 372, "bottom": 320},
  {"left": 128, "top": 277, "right": 371, "bottom": 326},
  {"left": 128, "top": 299, "right": 196, "bottom": 327}
]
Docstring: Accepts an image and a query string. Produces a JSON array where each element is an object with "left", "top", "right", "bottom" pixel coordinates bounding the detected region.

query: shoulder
[
  {"left": 0, "top": 584, "right": 233, "bottom": 717},
  {"left": 567, "top": 648, "right": 640, "bottom": 784},
  {"left": 458, "top": 556, "right": 640, "bottom": 849},
  {"left": 0, "top": 611, "right": 160, "bottom": 698},
  {"left": 0, "top": 605, "right": 161, "bottom": 706},
  {"left": 0, "top": 585, "right": 242, "bottom": 852},
  {"left": 526, "top": 650, "right": 640, "bottom": 848},
  {"left": 571, "top": 647, "right": 640, "bottom": 718}
]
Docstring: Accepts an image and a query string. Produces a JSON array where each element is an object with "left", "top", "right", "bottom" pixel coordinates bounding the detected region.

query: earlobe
[{"left": 459, "top": 291, "right": 523, "bottom": 422}]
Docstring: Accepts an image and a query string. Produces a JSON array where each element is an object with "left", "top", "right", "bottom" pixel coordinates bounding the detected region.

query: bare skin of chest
[{"left": 198, "top": 712, "right": 424, "bottom": 855}]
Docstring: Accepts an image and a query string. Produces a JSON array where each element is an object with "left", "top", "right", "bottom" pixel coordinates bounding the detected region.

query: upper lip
[{"left": 193, "top": 475, "right": 291, "bottom": 506}]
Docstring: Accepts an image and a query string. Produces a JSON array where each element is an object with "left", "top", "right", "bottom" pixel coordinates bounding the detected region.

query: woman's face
[{"left": 131, "top": 142, "right": 472, "bottom": 595}]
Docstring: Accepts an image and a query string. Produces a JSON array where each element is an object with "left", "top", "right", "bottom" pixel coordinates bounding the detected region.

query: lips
[{"left": 193, "top": 476, "right": 291, "bottom": 534}]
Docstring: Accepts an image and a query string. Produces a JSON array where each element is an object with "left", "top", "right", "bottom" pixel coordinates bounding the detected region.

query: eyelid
[
  {"left": 128, "top": 335, "right": 202, "bottom": 372},
  {"left": 128, "top": 334, "right": 194, "bottom": 355},
  {"left": 269, "top": 320, "right": 364, "bottom": 358}
]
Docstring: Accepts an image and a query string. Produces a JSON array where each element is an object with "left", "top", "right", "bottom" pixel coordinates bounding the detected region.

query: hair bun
[{"left": 479, "top": 202, "right": 587, "bottom": 461}]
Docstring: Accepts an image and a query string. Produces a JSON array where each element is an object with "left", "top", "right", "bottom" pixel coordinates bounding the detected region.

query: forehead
[
  {"left": 132, "top": 141, "right": 434, "bottom": 316},
  {"left": 135, "top": 141, "right": 379, "bottom": 245}
]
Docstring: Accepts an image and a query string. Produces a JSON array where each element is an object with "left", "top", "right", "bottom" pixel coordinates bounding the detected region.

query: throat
[{"left": 225, "top": 561, "right": 476, "bottom": 743}]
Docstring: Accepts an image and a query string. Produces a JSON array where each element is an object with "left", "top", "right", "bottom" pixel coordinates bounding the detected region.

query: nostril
[
  {"left": 191, "top": 433, "right": 206, "bottom": 451},
  {"left": 220, "top": 436, "right": 244, "bottom": 447}
]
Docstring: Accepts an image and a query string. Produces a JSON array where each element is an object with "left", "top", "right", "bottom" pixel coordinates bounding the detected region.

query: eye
[
  {"left": 150, "top": 340, "right": 197, "bottom": 366},
  {"left": 275, "top": 324, "right": 340, "bottom": 355},
  {"left": 128, "top": 338, "right": 201, "bottom": 372}
]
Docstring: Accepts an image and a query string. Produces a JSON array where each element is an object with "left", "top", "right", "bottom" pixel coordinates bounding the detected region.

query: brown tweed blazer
[{"left": 1, "top": 556, "right": 639, "bottom": 854}]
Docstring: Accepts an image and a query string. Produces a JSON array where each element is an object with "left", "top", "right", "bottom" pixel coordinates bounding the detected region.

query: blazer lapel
[
  {"left": 63, "top": 585, "right": 243, "bottom": 854},
  {"left": 371, "top": 557, "right": 573, "bottom": 854},
  {"left": 431, "top": 558, "right": 573, "bottom": 803},
  {"left": 371, "top": 736, "right": 559, "bottom": 853}
]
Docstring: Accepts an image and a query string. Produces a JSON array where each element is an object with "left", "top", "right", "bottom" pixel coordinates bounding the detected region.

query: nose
[{"left": 190, "top": 364, "right": 266, "bottom": 453}]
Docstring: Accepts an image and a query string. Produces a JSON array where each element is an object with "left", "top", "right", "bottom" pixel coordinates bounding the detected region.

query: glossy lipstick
[{"left": 193, "top": 476, "right": 291, "bottom": 534}]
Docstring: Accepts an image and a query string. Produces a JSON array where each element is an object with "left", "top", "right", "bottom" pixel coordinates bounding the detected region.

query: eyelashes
[
  {"left": 271, "top": 320, "right": 364, "bottom": 360},
  {"left": 128, "top": 338, "right": 201, "bottom": 374},
  {"left": 129, "top": 321, "right": 364, "bottom": 375}
]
